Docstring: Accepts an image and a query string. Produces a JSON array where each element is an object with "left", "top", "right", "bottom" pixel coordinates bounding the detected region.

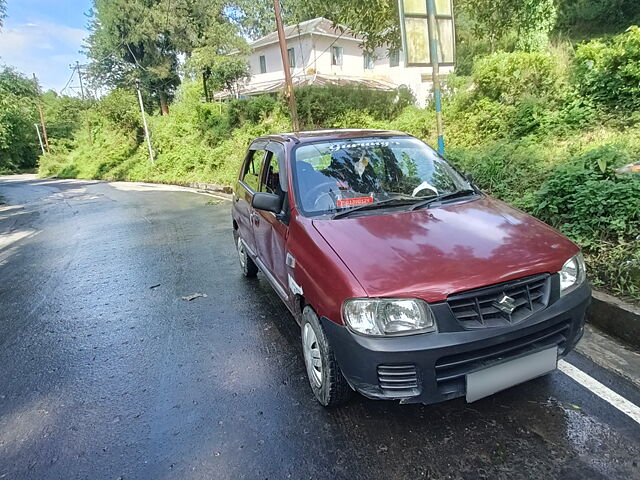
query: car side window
[
  {"left": 242, "top": 150, "right": 264, "bottom": 191},
  {"left": 261, "top": 153, "right": 281, "bottom": 196}
]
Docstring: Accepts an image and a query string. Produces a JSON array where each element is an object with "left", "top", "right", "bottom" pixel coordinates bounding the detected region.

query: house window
[
  {"left": 331, "top": 46, "right": 343, "bottom": 66},
  {"left": 259, "top": 55, "right": 267, "bottom": 74},
  {"left": 389, "top": 49, "right": 400, "bottom": 67},
  {"left": 363, "top": 53, "right": 375, "bottom": 70},
  {"left": 287, "top": 47, "right": 296, "bottom": 68}
]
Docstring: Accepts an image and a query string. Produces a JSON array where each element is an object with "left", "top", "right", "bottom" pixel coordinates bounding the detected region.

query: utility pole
[
  {"left": 75, "top": 61, "right": 85, "bottom": 100},
  {"left": 273, "top": 0, "right": 300, "bottom": 132},
  {"left": 34, "top": 123, "right": 45, "bottom": 155},
  {"left": 33, "top": 74, "right": 50, "bottom": 153},
  {"left": 426, "top": 0, "right": 444, "bottom": 155},
  {"left": 136, "top": 86, "right": 155, "bottom": 166}
]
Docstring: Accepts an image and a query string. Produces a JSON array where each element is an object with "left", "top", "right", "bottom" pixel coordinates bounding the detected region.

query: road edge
[{"left": 587, "top": 290, "right": 640, "bottom": 350}]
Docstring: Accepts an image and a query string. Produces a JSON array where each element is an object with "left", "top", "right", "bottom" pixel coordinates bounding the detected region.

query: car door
[
  {"left": 233, "top": 144, "right": 267, "bottom": 257},
  {"left": 252, "top": 142, "right": 290, "bottom": 300}
]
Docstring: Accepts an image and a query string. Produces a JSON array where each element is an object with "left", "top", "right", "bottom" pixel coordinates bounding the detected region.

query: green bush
[
  {"left": 92, "top": 89, "right": 143, "bottom": 133},
  {"left": 534, "top": 145, "right": 640, "bottom": 299},
  {"left": 472, "top": 51, "right": 566, "bottom": 104},
  {"left": 294, "top": 85, "right": 414, "bottom": 129},
  {"left": 555, "top": 0, "right": 640, "bottom": 39},
  {"left": 573, "top": 26, "right": 640, "bottom": 114},
  {"left": 534, "top": 145, "right": 640, "bottom": 245},
  {"left": 446, "top": 137, "right": 553, "bottom": 205},
  {"left": 0, "top": 66, "right": 39, "bottom": 172},
  {"left": 227, "top": 95, "right": 279, "bottom": 128},
  {"left": 387, "top": 106, "right": 436, "bottom": 141}
]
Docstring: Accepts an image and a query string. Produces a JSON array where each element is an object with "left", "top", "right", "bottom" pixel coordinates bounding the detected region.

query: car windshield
[{"left": 292, "top": 136, "right": 473, "bottom": 216}]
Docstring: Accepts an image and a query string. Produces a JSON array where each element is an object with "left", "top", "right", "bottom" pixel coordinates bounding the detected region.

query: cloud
[{"left": 0, "top": 20, "right": 88, "bottom": 92}]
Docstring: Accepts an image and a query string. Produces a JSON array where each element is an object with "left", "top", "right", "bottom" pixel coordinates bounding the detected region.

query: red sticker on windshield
[{"left": 337, "top": 196, "right": 374, "bottom": 208}]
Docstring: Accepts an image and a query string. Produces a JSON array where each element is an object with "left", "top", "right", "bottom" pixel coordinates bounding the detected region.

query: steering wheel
[{"left": 305, "top": 181, "right": 338, "bottom": 208}]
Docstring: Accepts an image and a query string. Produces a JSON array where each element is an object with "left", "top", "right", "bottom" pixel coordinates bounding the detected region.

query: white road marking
[{"left": 559, "top": 360, "right": 640, "bottom": 424}]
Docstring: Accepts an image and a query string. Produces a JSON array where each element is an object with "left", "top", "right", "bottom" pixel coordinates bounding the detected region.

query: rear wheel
[
  {"left": 235, "top": 234, "right": 258, "bottom": 277},
  {"left": 301, "top": 306, "right": 352, "bottom": 407}
]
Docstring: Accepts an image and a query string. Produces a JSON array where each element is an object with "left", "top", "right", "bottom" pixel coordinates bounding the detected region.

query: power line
[
  {"left": 60, "top": 68, "right": 77, "bottom": 95},
  {"left": 76, "top": 61, "right": 85, "bottom": 100}
]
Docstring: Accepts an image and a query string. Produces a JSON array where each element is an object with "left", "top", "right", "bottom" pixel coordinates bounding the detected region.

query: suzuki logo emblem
[{"left": 493, "top": 294, "right": 517, "bottom": 315}]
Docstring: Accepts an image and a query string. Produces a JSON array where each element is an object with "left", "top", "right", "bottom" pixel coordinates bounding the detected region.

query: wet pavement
[{"left": 1, "top": 175, "right": 639, "bottom": 480}]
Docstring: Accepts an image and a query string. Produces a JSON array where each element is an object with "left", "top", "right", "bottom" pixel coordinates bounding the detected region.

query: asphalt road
[{"left": 1, "top": 175, "right": 639, "bottom": 480}]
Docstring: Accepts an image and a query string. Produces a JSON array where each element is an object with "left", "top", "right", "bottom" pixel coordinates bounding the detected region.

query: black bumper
[{"left": 321, "top": 282, "right": 591, "bottom": 405}]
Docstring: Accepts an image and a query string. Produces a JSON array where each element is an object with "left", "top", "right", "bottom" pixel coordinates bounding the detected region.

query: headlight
[
  {"left": 342, "top": 298, "right": 436, "bottom": 336},
  {"left": 559, "top": 253, "right": 586, "bottom": 296}
]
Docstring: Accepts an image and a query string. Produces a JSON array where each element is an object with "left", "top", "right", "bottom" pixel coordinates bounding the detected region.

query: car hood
[{"left": 312, "top": 197, "right": 578, "bottom": 302}]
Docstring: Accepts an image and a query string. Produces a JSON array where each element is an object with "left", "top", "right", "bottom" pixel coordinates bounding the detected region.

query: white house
[{"left": 221, "top": 17, "right": 454, "bottom": 106}]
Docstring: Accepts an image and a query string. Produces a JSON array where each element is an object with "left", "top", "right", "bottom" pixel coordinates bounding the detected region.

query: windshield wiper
[
  {"left": 332, "top": 196, "right": 418, "bottom": 219},
  {"left": 409, "top": 189, "right": 477, "bottom": 211}
]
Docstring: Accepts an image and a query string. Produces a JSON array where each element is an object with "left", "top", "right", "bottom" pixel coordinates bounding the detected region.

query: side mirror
[{"left": 252, "top": 192, "right": 283, "bottom": 214}]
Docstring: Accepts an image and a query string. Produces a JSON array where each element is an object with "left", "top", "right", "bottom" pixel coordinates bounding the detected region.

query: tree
[
  {"left": 207, "top": 56, "right": 251, "bottom": 98},
  {"left": 231, "top": 0, "right": 401, "bottom": 50},
  {"left": 42, "top": 92, "right": 90, "bottom": 141},
  {"left": 0, "top": 67, "right": 39, "bottom": 172},
  {"left": 170, "top": 0, "right": 249, "bottom": 101},
  {"left": 298, "top": 0, "right": 401, "bottom": 50},
  {"left": 457, "top": 0, "right": 557, "bottom": 52},
  {"left": 187, "top": 47, "right": 251, "bottom": 102},
  {"left": 228, "top": 0, "right": 278, "bottom": 39},
  {"left": 86, "top": 0, "right": 245, "bottom": 113},
  {"left": 86, "top": 0, "right": 181, "bottom": 115}
]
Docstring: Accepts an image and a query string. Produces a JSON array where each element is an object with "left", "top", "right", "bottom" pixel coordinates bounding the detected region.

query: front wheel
[
  {"left": 235, "top": 234, "right": 258, "bottom": 277},
  {"left": 301, "top": 306, "right": 352, "bottom": 407}
]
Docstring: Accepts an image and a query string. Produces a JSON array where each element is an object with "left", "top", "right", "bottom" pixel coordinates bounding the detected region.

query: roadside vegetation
[{"left": 0, "top": 0, "right": 639, "bottom": 301}]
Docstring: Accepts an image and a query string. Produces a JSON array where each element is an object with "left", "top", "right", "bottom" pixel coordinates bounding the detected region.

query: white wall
[
  {"left": 311, "top": 35, "right": 366, "bottom": 76},
  {"left": 245, "top": 32, "right": 455, "bottom": 107},
  {"left": 248, "top": 36, "right": 315, "bottom": 85}
]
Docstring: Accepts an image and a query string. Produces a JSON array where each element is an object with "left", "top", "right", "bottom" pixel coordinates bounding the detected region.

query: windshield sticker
[
  {"left": 337, "top": 196, "right": 374, "bottom": 208},
  {"left": 329, "top": 141, "right": 397, "bottom": 151}
]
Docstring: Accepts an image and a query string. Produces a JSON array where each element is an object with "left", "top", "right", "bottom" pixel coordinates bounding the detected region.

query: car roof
[{"left": 252, "top": 129, "right": 412, "bottom": 145}]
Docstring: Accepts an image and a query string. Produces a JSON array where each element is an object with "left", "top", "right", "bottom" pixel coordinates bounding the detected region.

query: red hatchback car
[{"left": 231, "top": 129, "right": 591, "bottom": 406}]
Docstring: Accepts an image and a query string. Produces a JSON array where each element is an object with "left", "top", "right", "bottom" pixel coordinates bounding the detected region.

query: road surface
[{"left": 1, "top": 175, "right": 639, "bottom": 480}]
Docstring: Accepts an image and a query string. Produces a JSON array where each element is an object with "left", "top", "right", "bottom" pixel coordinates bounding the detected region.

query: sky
[{"left": 0, "top": 0, "right": 92, "bottom": 93}]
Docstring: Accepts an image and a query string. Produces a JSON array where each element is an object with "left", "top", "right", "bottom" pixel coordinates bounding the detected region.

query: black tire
[
  {"left": 301, "top": 306, "right": 353, "bottom": 407},
  {"left": 235, "top": 232, "right": 258, "bottom": 277}
]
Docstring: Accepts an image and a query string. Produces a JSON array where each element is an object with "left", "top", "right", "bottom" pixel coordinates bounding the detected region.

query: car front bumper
[{"left": 321, "top": 281, "right": 591, "bottom": 405}]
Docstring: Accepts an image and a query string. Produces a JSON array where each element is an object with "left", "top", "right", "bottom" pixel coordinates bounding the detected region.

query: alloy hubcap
[
  {"left": 237, "top": 237, "right": 246, "bottom": 268},
  {"left": 303, "top": 323, "right": 323, "bottom": 388}
]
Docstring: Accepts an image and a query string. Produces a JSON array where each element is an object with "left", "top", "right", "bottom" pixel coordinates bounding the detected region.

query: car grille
[
  {"left": 377, "top": 364, "right": 419, "bottom": 396},
  {"left": 447, "top": 274, "right": 551, "bottom": 329},
  {"left": 435, "top": 319, "right": 571, "bottom": 396}
]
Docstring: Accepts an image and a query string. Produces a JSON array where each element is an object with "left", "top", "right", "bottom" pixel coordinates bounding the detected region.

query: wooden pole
[
  {"left": 33, "top": 74, "right": 50, "bottom": 153},
  {"left": 34, "top": 123, "right": 45, "bottom": 155},
  {"left": 273, "top": 0, "right": 300, "bottom": 132},
  {"left": 137, "top": 86, "right": 155, "bottom": 166}
]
